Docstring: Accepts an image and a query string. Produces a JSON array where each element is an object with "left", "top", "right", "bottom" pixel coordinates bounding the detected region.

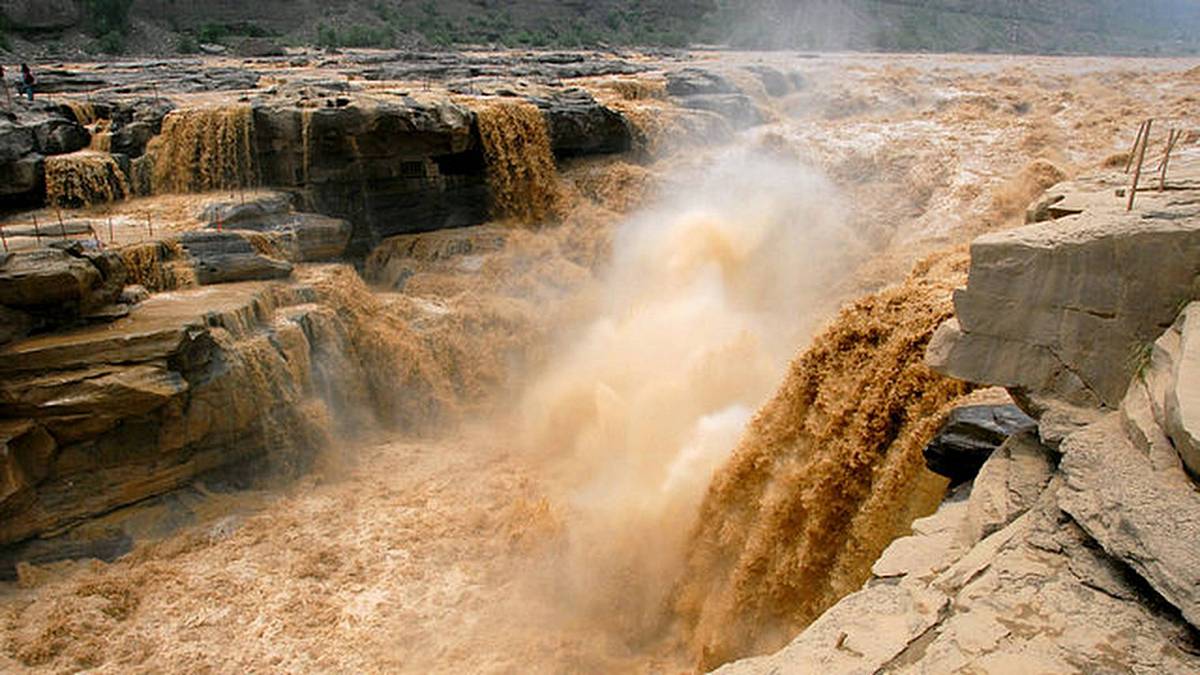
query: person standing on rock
[{"left": 17, "top": 64, "right": 35, "bottom": 102}]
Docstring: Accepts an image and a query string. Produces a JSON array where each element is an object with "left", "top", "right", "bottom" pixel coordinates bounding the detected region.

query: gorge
[{"left": 0, "top": 47, "right": 1198, "bottom": 673}]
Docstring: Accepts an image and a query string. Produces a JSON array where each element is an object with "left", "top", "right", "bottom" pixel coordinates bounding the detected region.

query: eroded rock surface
[{"left": 0, "top": 265, "right": 429, "bottom": 574}]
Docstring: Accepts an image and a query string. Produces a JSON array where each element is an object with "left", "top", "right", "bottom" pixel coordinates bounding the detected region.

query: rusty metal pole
[
  {"left": 1126, "top": 120, "right": 1148, "bottom": 174},
  {"left": 32, "top": 214, "right": 41, "bottom": 244},
  {"left": 1160, "top": 129, "right": 1180, "bottom": 192},
  {"left": 1128, "top": 119, "right": 1153, "bottom": 212},
  {"left": 0, "top": 224, "right": 8, "bottom": 252}
]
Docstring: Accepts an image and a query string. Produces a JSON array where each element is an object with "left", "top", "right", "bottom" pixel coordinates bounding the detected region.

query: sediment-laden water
[{"left": 2, "top": 53, "right": 1193, "bottom": 674}]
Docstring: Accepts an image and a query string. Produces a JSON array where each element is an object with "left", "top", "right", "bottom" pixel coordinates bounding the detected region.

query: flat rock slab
[
  {"left": 0, "top": 281, "right": 305, "bottom": 374},
  {"left": 713, "top": 583, "right": 949, "bottom": 675},
  {"left": 928, "top": 175, "right": 1200, "bottom": 409}
]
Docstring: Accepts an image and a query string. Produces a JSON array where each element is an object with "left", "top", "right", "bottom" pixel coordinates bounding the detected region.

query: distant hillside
[
  {"left": 2, "top": 0, "right": 1198, "bottom": 56},
  {"left": 711, "top": 0, "right": 1200, "bottom": 54}
]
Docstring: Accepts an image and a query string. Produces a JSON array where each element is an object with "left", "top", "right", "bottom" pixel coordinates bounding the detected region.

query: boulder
[
  {"left": 927, "top": 177, "right": 1200, "bottom": 410},
  {"left": 666, "top": 67, "right": 738, "bottom": 96},
  {"left": 31, "top": 117, "right": 90, "bottom": 156},
  {"left": 0, "top": 248, "right": 102, "bottom": 309},
  {"left": 109, "top": 121, "right": 158, "bottom": 158},
  {"left": 1059, "top": 415, "right": 1200, "bottom": 629},
  {"left": 922, "top": 404, "right": 1036, "bottom": 483},
  {"left": 1165, "top": 302, "right": 1200, "bottom": 478},
  {"left": 0, "top": 154, "right": 44, "bottom": 198},
  {"left": 0, "top": 121, "right": 36, "bottom": 163},
  {"left": 178, "top": 230, "right": 293, "bottom": 285},
  {"left": 531, "top": 88, "right": 632, "bottom": 157}
]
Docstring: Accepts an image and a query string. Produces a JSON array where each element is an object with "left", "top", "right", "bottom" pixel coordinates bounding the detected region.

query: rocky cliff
[
  {"left": 718, "top": 153, "right": 1200, "bottom": 672},
  {"left": 0, "top": 51, "right": 785, "bottom": 254},
  {"left": 0, "top": 50, "right": 807, "bottom": 575}
]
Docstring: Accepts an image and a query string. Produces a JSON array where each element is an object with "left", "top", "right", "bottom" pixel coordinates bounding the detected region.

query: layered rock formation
[
  {"left": 0, "top": 263, "right": 453, "bottom": 577},
  {"left": 719, "top": 159, "right": 1200, "bottom": 673},
  {"left": 1, "top": 52, "right": 797, "bottom": 257},
  {"left": 927, "top": 168, "right": 1200, "bottom": 414}
]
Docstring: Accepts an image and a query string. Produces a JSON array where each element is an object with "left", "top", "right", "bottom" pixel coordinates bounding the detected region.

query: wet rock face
[
  {"left": 179, "top": 231, "right": 294, "bottom": 285},
  {"left": 249, "top": 88, "right": 634, "bottom": 249},
  {"left": 532, "top": 88, "right": 632, "bottom": 157},
  {"left": 251, "top": 99, "right": 487, "bottom": 251},
  {"left": 0, "top": 243, "right": 128, "bottom": 334},
  {"left": 0, "top": 265, "right": 440, "bottom": 572},
  {"left": 922, "top": 404, "right": 1036, "bottom": 484}
]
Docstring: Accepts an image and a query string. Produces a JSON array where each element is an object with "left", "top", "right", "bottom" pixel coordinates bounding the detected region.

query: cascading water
[
  {"left": 44, "top": 152, "right": 130, "bottom": 208},
  {"left": 674, "top": 251, "right": 973, "bottom": 669},
  {"left": 516, "top": 150, "right": 863, "bottom": 648},
  {"left": 147, "top": 107, "right": 257, "bottom": 194},
  {"left": 5, "top": 51, "right": 1154, "bottom": 675},
  {"left": 475, "top": 100, "right": 563, "bottom": 223}
]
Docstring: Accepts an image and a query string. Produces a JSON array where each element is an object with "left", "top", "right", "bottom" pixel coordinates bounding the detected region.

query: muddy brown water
[{"left": 2, "top": 52, "right": 1196, "bottom": 673}]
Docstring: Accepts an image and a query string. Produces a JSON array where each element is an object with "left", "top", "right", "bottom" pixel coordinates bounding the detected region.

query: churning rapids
[{"left": 2, "top": 52, "right": 1196, "bottom": 673}]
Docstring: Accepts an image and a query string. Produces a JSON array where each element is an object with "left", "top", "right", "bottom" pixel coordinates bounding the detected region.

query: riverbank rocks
[
  {"left": 197, "top": 193, "right": 352, "bottom": 262},
  {"left": 927, "top": 167, "right": 1200, "bottom": 412},
  {"left": 719, "top": 160, "right": 1200, "bottom": 674},
  {"left": 0, "top": 244, "right": 129, "bottom": 337}
]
